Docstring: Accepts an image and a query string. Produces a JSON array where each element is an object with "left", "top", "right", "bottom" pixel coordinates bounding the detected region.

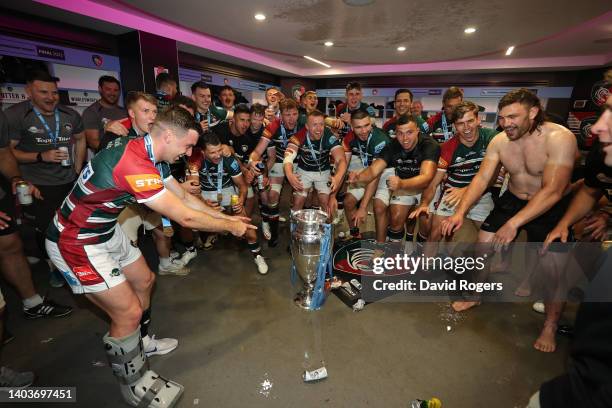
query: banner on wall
[
  {"left": 0, "top": 34, "right": 121, "bottom": 71},
  {"left": 0, "top": 84, "right": 28, "bottom": 104},
  {"left": 68, "top": 90, "right": 101, "bottom": 107},
  {"left": 178, "top": 67, "right": 275, "bottom": 91}
]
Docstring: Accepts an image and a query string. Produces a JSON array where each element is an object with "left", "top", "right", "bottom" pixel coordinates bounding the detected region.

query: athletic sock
[
  {"left": 387, "top": 228, "right": 404, "bottom": 243},
  {"left": 23, "top": 294, "right": 44, "bottom": 309},
  {"left": 417, "top": 232, "right": 427, "bottom": 243},
  {"left": 247, "top": 241, "right": 261, "bottom": 257},
  {"left": 405, "top": 232, "right": 414, "bottom": 242},
  {"left": 159, "top": 257, "right": 172, "bottom": 267}
]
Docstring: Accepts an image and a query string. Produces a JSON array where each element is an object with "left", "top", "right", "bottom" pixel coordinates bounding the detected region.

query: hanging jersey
[
  {"left": 438, "top": 127, "right": 498, "bottom": 188},
  {"left": 46, "top": 136, "right": 172, "bottom": 245},
  {"left": 289, "top": 127, "right": 342, "bottom": 172}
]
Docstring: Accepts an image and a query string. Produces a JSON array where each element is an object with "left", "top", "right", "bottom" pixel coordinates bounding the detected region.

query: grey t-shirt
[
  {"left": 6, "top": 101, "right": 84, "bottom": 186},
  {"left": 82, "top": 100, "right": 125, "bottom": 135},
  {"left": 0, "top": 110, "right": 9, "bottom": 200}
]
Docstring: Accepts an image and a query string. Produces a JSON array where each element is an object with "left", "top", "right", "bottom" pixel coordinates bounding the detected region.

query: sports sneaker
[
  {"left": 203, "top": 234, "right": 217, "bottom": 250},
  {"left": 23, "top": 299, "right": 73, "bottom": 319},
  {"left": 261, "top": 221, "right": 272, "bottom": 241},
  {"left": 254, "top": 255, "right": 269, "bottom": 275},
  {"left": 142, "top": 334, "right": 178, "bottom": 357},
  {"left": 170, "top": 250, "right": 180, "bottom": 259},
  {"left": 158, "top": 259, "right": 190, "bottom": 276},
  {"left": 0, "top": 366, "right": 34, "bottom": 388},
  {"left": 180, "top": 247, "right": 197, "bottom": 266}
]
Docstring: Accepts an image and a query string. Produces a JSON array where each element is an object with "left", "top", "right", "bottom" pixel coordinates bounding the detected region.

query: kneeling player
[
  {"left": 348, "top": 115, "right": 439, "bottom": 254},
  {"left": 188, "top": 133, "right": 269, "bottom": 275}
]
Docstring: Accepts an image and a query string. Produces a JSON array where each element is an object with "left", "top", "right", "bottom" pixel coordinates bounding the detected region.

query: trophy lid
[{"left": 291, "top": 209, "right": 329, "bottom": 225}]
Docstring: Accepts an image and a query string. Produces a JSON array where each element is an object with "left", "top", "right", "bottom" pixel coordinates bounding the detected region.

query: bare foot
[
  {"left": 451, "top": 300, "right": 481, "bottom": 312},
  {"left": 534, "top": 324, "right": 557, "bottom": 353},
  {"left": 514, "top": 278, "right": 532, "bottom": 297}
]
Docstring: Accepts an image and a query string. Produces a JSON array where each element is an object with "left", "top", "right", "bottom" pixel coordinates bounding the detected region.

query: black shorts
[
  {"left": 481, "top": 190, "right": 572, "bottom": 242},
  {"left": 0, "top": 192, "right": 18, "bottom": 236}
]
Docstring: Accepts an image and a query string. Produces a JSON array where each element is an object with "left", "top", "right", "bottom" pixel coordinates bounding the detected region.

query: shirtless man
[{"left": 441, "top": 88, "right": 577, "bottom": 353}]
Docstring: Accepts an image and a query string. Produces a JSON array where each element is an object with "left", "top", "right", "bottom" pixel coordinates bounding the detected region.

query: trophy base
[{"left": 294, "top": 290, "right": 318, "bottom": 310}]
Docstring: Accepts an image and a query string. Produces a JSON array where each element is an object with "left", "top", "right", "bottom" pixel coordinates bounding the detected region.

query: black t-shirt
[
  {"left": 377, "top": 134, "right": 440, "bottom": 179},
  {"left": 215, "top": 121, "right": 259, "bottom": 164},
  {"left": 584, "top": 142, "right": 612, "bottom": 202}
]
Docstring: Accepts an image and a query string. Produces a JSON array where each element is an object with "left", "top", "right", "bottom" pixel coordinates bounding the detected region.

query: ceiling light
[
  {"left": 304, "top": 56, "right": 331, "bottom": 68},
  {"left": 254, "top": 13, "right": 266, "bottom": 21},
  {"left": 324, "top": 41, "right": 334, "bottom": 47},
  {"left": 505, "top": 46, "right": 515, "bottom": 56},
  {"left": 397, "top": 46, "right": 406, "bottom": 51},
  {"left": 464, "top": 27, "right": 476, "bottom": 34}
]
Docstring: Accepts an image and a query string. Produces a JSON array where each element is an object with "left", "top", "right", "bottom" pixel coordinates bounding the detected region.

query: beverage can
[
  {"left": 230, "top": 194, "right": 240, "bottom": 206},
  {"left": 216, "top": 193, "right": 223, "bottom": 204},
  {"left": 16, "top": 181, "right": 33, "bottom": 205},
  {"left": 303, "top": 367, "right": 328, "bottom": 382},
  {"left": 58, "top": 146, "right": 71, "bottom": 167}
]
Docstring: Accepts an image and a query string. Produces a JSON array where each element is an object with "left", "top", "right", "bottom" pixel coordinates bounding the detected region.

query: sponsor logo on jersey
[
  {"left": 73, "top": 265, "right": 103, "bottom": 284},
  {"left": 125, "top": 174, "right": 164, "bottom": 192},
  {"left": 28, "top": 126, "right": 43, "bottom": 134},
  {"left": 374, "top": 141, "right": 386, "bottom": 154}
]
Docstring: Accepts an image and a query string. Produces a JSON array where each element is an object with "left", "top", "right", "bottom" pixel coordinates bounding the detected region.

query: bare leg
[
  {"left": 343, "top": 193, "right": 358, "bottom": 230},
  {"left": 451, "top": 229, "right": 494, "bottom": 312},
  {"left": 373, "top": 198, "right": 388, "bottom": 244},
  {"left": 85, "top": 281, "right": 143, "bottom": 338},
  {"left": 0, "top": 233, "right": 36, "bottom": 300}
]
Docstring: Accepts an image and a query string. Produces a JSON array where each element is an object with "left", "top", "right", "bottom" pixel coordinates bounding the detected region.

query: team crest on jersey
[
  {"left": 110, "top": 268, "right": 121, "bottom": 277},
  {"left": 64, "top": 123, "right": 73, "bottom": 132},
  {"left": 125, "top": 174, "right": 163, "bottom": 192},
  {"left": 241, "top": 145, "right": 249, "bottom": 152},
  {"left": 28, "top": 126, "right": 43, "bottom": 134}
]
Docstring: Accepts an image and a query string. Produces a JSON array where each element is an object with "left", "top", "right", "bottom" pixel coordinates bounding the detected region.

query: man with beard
[
  {"left": 441, "top": 89, "right": 577, "bottom": 353},
  {"left": 83, "top": 75, "right": 125, "bottom": 151}
]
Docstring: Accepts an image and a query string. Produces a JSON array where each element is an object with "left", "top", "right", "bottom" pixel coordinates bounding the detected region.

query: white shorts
[
  {"left": 346, "top": 185, "right": 365, "bottom": 201},
  {"left": 117, "top": 204, "right": 162, "bottom": 244},
  {"left": 435, "top": 191, "right": 494, "bottom": 222},
  {"left": 295, "top": 168, "right": 331, "bottom": 197},
  {"left": 347, "top": 157, "right": 366, "bottom": 201},
  {"left": 202, "top": 186, "right": 237, "bottom": 207},
  {"left": 374, "top": 167, "right": 421, "bottom": 207},
  {"left": 269, "top": 162, "right": 285, "bottom": 179},
  {"left": 45, "top": 226, "right": 142, "bottom": 294}
]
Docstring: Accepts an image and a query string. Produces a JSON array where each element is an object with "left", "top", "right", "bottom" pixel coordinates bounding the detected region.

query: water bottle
[{"left": 256, "top": 162, "right": 266, "bottom": 191}]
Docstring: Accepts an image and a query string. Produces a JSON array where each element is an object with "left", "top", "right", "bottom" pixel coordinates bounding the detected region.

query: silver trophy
[{"left": 290, "top": 209, "right": 331, "bottom": 310}]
